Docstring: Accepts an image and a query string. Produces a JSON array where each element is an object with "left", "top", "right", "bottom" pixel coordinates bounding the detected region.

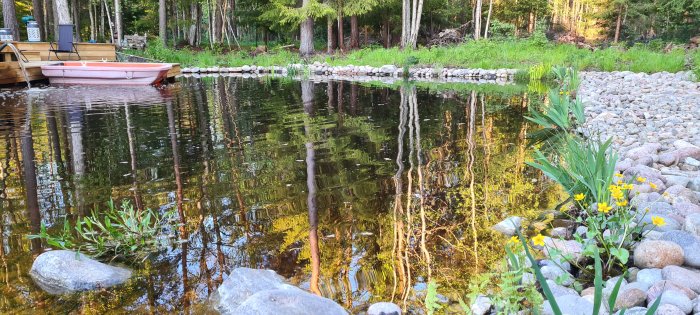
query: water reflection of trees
[{"left": 0, "top": 79, "right": 563, "bottom": 313}]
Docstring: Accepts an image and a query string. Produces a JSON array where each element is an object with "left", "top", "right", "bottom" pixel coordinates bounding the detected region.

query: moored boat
[{"left": 41, "top": 62, "right": 172, "bottom": 86}]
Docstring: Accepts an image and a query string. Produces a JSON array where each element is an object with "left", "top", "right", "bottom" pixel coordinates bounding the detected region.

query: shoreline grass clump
[{"left": 29, "top": 200, "right": 176, "bottom": 262}]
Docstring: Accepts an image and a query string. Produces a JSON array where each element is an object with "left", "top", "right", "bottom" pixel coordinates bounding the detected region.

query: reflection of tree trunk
[
  {"left": 350, "top": 83, "right": 358, "bottom": 115},
  {"left": 466, "top": 91, "right": 479, "bottom": 273},
  {"left": 167, "top": 99, "right": 190, "bottom": 311},
  {"left": 46, "top": 111, "right": 64, "bottom": 171},
  {"left": 408, "top": 85, "right": 431, "bottom": 279},
  {"left": 124, "top": 104, "right": 143, "bottom": 210},
  {"left": 302, "top": 80, "right": 321, "bottom": 296},
  {"left": 21, "top": 108, "right": 42, "bottom": 254},
  {"left": 337, "top": 81, "right": 344, "bottom": 127},
  {"left": 391, "top": 87, "right": 408, "bottom": 304},
  {"left": 327, "top": 81, "right": 335, "bottom": 111},
  {"left": 68, "top": 109, "right": 84, "bottom": 214}
]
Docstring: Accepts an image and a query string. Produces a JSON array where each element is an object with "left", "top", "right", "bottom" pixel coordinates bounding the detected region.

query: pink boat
[{"left": 41, "top": 62, "right": 172, "bottom": 86}]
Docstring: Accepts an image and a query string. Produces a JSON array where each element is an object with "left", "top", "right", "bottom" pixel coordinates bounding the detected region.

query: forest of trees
[{"left": 2, "top": 0, "right": 700, "bottom": 55}]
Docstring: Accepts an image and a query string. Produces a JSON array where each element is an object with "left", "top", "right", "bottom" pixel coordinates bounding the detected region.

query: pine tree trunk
[
  {"left": 299, "top": 0, "right": 314, "bottom": 57},
  {"left": 327, "top": 17, "right": 335, "bottom": 53},
  {"left": 528, "top": 11, "right": 535, "bottom": 33},
  {"left": 350, "top": 15, "right": 359, "bottom": 49},
  {"left": 99, "top": 0, "right": 104, "bottom": 41},
  {"left": 213, "top": 0, "right": 222, "bottom": 43},
  {"left": 46, "top": 0, "right": 54, "bottom": 40},
  {"left": 159, "top": 0, "right": 167, "bottom": 45},
  {"left": 71, "top": 0, "right": 81, "bottom": 41},
  {"left": 614, "top": 6, "right": 622, "bottom": 43},
  {"left": 32, "top": 0, "right": 45, "bottom": 40},
  {"left": 337, "top": 4, "right": 344, "bottom": 51},
  {"left": 383, "top": 16, "right": 390, "bottom": 48},
  {"left": 3, "top": 0, "right": 20, "bottom": 40}
]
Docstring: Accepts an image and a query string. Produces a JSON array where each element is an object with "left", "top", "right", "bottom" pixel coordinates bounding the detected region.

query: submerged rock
[
  {"left": 233, "top": 288, "right": 348, "bottom": 315},
  {"left": 367, "top": 302, "right": 402, "bottom": 315},
  {"left": 29, "top": 250, "right": 132, "bottom": 294},
  {"left": 492, "top": 216, "right": 522, "bottom": 236},
  {"left": 213, "top": 267, "right": 347, "bottom": 315}
]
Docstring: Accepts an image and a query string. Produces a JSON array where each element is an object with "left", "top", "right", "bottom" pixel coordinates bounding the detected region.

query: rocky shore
[{"left": 507, "top": 71, "right": 700, "bottom": 314}]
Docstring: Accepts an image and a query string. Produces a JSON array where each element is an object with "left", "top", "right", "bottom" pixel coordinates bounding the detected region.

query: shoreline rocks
[
  {"left": 29, "top": 250, "right": 132, "bottom": 295},
  {"left": 180, "top": 62, "right": 518, "bottom": 84}
]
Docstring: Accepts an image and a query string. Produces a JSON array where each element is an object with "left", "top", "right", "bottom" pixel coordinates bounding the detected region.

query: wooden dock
[{"left": 1, "top": 42, "right": 180, "bottom": 85}]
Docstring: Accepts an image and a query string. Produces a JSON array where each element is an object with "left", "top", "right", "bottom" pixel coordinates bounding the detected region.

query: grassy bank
[{"left": 128, "top": 40, "right": 696, "bottom": 74}]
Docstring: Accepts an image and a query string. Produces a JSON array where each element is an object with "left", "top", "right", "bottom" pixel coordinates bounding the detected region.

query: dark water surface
[{"left": 0, "top": 77, "right": 560, "bottom": 314}]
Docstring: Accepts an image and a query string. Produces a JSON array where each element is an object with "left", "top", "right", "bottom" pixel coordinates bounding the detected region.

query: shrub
[{"left": 488, "top": 19, "right": 517, "bottom": 40}]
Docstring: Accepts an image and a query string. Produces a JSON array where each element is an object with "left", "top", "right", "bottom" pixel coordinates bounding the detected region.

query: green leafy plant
[
  {"left": 525, "top": 89, "right": 585, "bottom": 148},
  {"left": 551, "top": 66, "right": 581, "bottom": 92},
  {"left": 528, "top": 137, "right": 617, "bottom": 205},
  {"left": 517, "top": 232, "right": 662, "bottom": 315},
  {"left": 29, "top": 200, "right": 176, "bottom": 262},
  {"left": 425, "top": 280, "right": 442, "bottom": 315}
]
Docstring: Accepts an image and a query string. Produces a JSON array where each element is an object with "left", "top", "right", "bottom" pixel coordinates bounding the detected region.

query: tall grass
[{"left": 127, "top": 39, "right": 692, "bottom": 73}]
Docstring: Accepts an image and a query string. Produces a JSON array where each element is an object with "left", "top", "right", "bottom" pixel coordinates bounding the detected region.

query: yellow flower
[
  {"left": 623, "top": 184, "right": 634, "bottom": 190},
  {"left": 509, "top": 236, "right": 520, "bottom": 244},
  {"left": 574, "top": 193, "right": 585, "bottom": 201},
  {"left": 598, "top": 202, "right": 612, "bottom": 213},
  {"left": 614, "top": 173, "right": 623, "bottom": 178},
  {"left": 609, "top": 184, "right": 620, "bottom": 192},
  {"left": 616, "top": 200, "right": 628, "bottom": 207},
  {"left": 616, "top": 179, "right": 623, "bottom": 185},
  {"left": 651, "top": 216, "right": 666, "bottom": 227},
  {"left": 636, "top": 177, "right": 647, "bottom": 183},
  {"left": 532, "top": 234, "right": 546, "bottom": 247},
  {"left": 649, "top": 183, "right": 658, "bottom": 190},
  {"left": 612, "top": 190, "right": 625, "bottom": 200}
]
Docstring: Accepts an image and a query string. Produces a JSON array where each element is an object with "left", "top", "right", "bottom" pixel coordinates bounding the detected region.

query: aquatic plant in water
[{"left": 29, "top": 200, "right": 176, "bottom": 262}]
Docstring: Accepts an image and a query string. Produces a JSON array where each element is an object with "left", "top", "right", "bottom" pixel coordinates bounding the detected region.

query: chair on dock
[{"left": 49, "top": 24, "right": 81, "bottom": 61}]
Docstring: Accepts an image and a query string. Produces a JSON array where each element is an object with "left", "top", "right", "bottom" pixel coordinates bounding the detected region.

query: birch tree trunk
[
  {"left": 299, "top": 0, "right": 314, "bottom": 57},
  {"left": 401, "top": 0, "right": 424, "bottom": 49},
  {"left": 89, "top": 1, "right": 96, "bottom": 41},
  {"left": 483, "top": 0, "right": 493, "bottom": 39},
  {"left": 3, "top": 0, "right": 20, "bottom": 40},
  {"left": 54, "top": 0, "right": 72, "bottom": 40},
  {"left": 159, "top": 0, "right": 167, "bottom": 45},
  {"left": 32, "top": 0, "right": 45, "bottom": 41},
  {"left": 473, "top": 0, "right": 482, "bottom": 39},
  {"left": 115, "top": 0, "right": 123, "bottom": 45}
]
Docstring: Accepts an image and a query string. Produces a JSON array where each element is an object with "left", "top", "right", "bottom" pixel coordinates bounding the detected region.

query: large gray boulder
[
  {"left": 232, "top": 288, "right": 348, "bottom": 315},
  {"left": 213, "top": 268, "right": 347, "bottom": 315},
  {"left": 29, "top": 250, "right": 132, "bottom": 294}
]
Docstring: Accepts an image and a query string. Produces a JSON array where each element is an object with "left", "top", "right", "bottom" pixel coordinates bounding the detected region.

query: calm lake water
[{"left": 0, "top": 77, "right": 560, "bottom": 314}]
